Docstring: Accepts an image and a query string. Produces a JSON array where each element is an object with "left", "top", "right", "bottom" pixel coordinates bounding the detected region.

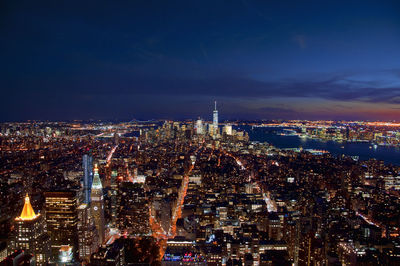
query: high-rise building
[
  {"left": 213, "top": 101, "right": 218, "bottom": 138},
  {"left": 44, "top": 191, "right": 78, "bottom": 259},
  {"left": 267, "top": 212, "right": 282, "bottom": 241},
  {"left": 91, "top": 164, "right": 105, "bottom": 244},
  {"left": 77, "top": 203, "right": 99, "bottom": 262},
  {"left": 110, "top": 170, "right": 118, "bottom": 227},
  {"left": 11, "top": 194, "right": 51, "bottom": 265},
  {"left": 245, "top": 183, "right": 254, "bottom": 194},
  {"left": 195, "top": 119, "right": 204, "bottom": 135},
  {"left": 83, "top": 154, "right": 94, "bottom": 204},
  {"left": 223, "top": 124, "right": 232, "bottom": 136},
  {"left": 208, "top": 124, "right": 214, "bottom": 136}
]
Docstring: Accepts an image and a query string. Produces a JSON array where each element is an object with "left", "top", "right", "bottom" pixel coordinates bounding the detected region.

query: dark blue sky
[{"left": 1, "top": 0, "right": 400, "bottom": 121}]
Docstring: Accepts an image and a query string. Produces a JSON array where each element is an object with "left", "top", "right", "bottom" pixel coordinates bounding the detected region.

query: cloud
[
  {"left": 87, "top": 71, "right": 399, "bottom": 106},
  {"left": 3, "top": 63, "right": 400, "bottom": 121},
  {"left": 13, "top": 68, "right": 400, "bottom": 106}
]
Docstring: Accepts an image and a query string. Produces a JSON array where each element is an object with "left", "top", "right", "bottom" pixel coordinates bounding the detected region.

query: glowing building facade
[
  {"left": 213, "top": 101, "right": 218, "bottom": 138},
  {"left": 195, "top": 119, "right": 204, "bottom": 135},
  {"left": 91, "top": 164, "right": 105, "bottom": 244},
  {"left": 11, "top": 195, "right": 51, "bottom": 265},
  {"left": 110, "top": 170, "right": 118, "bottom": 227},
  {"left": 44, "top": 191, "right": 78, "bottom": 259},
  {"left": 77, "top": 203, "right": 98, "bottom": 262}
]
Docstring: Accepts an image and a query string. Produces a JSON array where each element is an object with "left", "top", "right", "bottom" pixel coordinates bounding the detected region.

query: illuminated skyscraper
[
  {"left": 11, "top": 194, "right": 51, "bottom": 265},
  {"left": 195, "top": 119, "right": 204, "bottom": 135},
  {"left": 208, "top": 123, "right": 214, "bottom": 136},
  {"left": 83, "top": 154, "right": 93, "bottom": 204},
  {"left": 213, "top": 101, "right": 218, "bottom": 137},
  {"left": 77, "top": 203, "right": 98, "bottom": 262},
  {"left": 44, "top": 191, "right": 78, "bottom": 259},
  {"left": 91, "top": 164, "right": 105, "bottom": 244},
  {"left": 110, "top": 170, "right": 118, "bottom": 227},
  {"left": 223, "top": 124, "right": 232, "bottom": 135}
]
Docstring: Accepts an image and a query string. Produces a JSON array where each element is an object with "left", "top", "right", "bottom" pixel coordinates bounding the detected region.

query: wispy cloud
[
  {"left": 19, "top": 67, "right": 400, "bottom": 106},
  {"left": 86, "top": 70, "right": 399, "bottom": 105}
]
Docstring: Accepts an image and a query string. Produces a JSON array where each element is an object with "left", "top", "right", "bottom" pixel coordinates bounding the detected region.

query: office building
[
  {"left": 110, "top": 170, "right": 118, "bottom": 227},
  {"left": 77, "top": 203, "right": 99, "bottom": 262},
  {"left": 213, "top": 101, "right": 218, "bottom": 138},
  {"left": 223, "top": 124, "right": 233, "bottom": 135},
  {"left": 11, "top": 194, "right": 51, "bottom": 265},
  {"left": 44, "top": 191, "right": 78, "bottom": 259},
  {"left": 83, "top": 154, "right": 94, "bottom": 204},
  {"left": 267, "top": 212, "right": 282, "bottom": 241},
  {"left": 195, "top": 119, "right": 204, "bottom": 135},
  {"left": 91, "top": 164, "right": 105, "bottom": 244}
]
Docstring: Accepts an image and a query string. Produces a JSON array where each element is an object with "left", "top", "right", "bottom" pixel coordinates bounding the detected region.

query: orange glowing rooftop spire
[{"left": 17, "top": 194, "right": 38, "bottom": 220}]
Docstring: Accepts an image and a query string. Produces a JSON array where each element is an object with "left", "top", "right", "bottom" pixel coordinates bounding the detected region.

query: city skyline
[
  {"left": 1, "top": 1, "right": 400, "bottom": 121},
  {"left": 2, "top": 2, "right": 400, "bottom": 262},
  {"left": 2, "top": 118, "right": 400, "bottom": 264}
]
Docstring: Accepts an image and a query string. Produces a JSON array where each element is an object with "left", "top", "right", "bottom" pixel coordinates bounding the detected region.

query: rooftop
[{"left": 16, "top": 194, "right": 40, "bottom": 221}]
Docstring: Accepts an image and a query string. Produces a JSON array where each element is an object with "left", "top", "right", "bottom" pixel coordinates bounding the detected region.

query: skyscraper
[
  {"left": 110, "top": 170, "right": 118, "bottom": 227},
  {"left": 44, "top": 191, "right": 78, "bottom": 259},
  {"left": 77, "top": 203, "right": 98, "bottom": 262},
  {"left": 195, "top": 119, "right": 204, "bottom": 135},
  {"left": 82, "top": 154, "right": 93, "bottom": 204},
  {"left": 223, "top": 124, "right": 233, "bottom": 136},
  {"left": 213, "top": 101, "right": 218, "bottom": 129},
  {"left": 213, "top": 101, "right": 218, "bottom": 138},
  {"left": 11, "top": 194, "right": 51, "bottom": 265},
  {"left": 91, "top": 164, "right": 105, "bottom": 244}
]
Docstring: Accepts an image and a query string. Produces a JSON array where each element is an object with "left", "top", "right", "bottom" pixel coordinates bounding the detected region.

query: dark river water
[{"left": 238, "top": 126, "right": 400, "bottom": 166}]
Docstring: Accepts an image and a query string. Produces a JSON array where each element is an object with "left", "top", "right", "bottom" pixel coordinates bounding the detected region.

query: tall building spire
[
  {"left": 91, "top": 164, "right": 102, "bottom": 190},
  {"left": 17, "top": 194, "right": 38, "bottom": 220},
  {"left": 213, "top": 101, "right": 219, "bottom": 139},
  {"left": 90, "top": 163, "right": 105, "bottom": 244},
  {"left": 13, "top": 194, "right": 50, "bottom": 264}
]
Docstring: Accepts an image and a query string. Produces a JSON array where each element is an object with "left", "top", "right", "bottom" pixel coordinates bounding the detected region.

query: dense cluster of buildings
[
  {"left": 0, "top": 105, "right": 400, "bottom": 265},
  {"left": 254, "top": 120, "right": 400, "bottom": 146}
]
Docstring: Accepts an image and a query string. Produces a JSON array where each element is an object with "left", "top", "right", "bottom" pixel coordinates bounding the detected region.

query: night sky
[{"left": 1, "top": 0, "right": 400, "bottom": 121}]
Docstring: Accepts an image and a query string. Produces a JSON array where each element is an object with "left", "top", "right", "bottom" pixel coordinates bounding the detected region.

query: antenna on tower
[{"left": 214, "top": 101, "right": 217, "bottom": 110}]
